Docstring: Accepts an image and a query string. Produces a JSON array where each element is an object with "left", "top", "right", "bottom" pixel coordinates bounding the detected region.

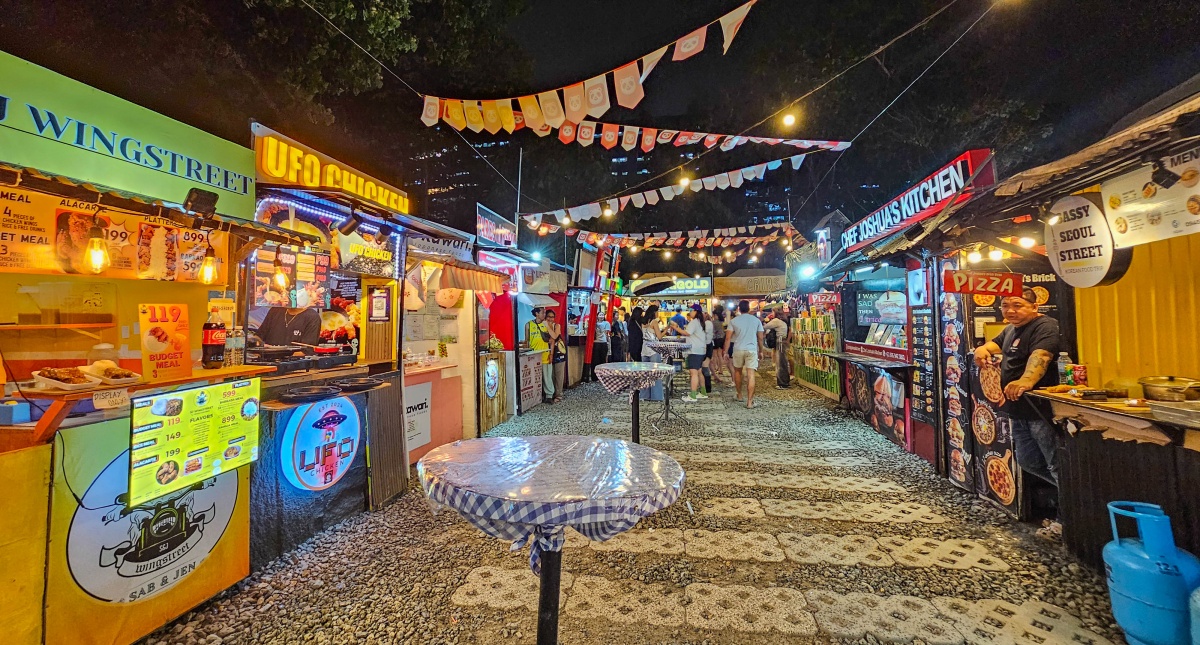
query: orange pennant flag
[
  {"left": 577, "top": 121, "right": 596, "bottom": 147},
  {"left": 443, "top": 100, "right": 467, "bottom": 130},
  {"left": 517, "top": 95, "right": 546, "bottom": 131},
  {"left": 481, "top": 100, "right": 502, "bottom": 134},
  {"left": 420, "top": 96, "right": 441, "bottom": 127},
  {"left": 583, "top": 75, "right": 610, "bottom": 118},
  {"left": 621, "top": 126, "right": 639, "bottom": 151},
  {"left": 513, "top": 111, "right": 526, "bottom": 131},
  {"left": 463, "top": 100, "right": 485, "bottom": 132},
  {"left": 532, "top": 123, "right": 553, "bottom": 137},
  {"left": 641, "top": 128, "right": 657, "bottom": 152},
  {"left": 640, "top": 45, "right": 668, "bottom": 83},
  {"left": 558, "top": 121, "right": 577, "bottom": 144},
  {"left": 562, "top": 83, "right": 587, "bottom": 124},
  {"left": 497, "top": 99, "right": 516, "bottom": 133},
  {"left": 537, "top": 90, "right": 566, "bottom": 128},
  {"left": 600, "top": 123, "right": 620, "bottom": 149},
  {"left": 719, "top": 1, "right": 756, "bottom": 54},
  {"left": 672, "top": 25, "right": 707, "bottom": 61},
  {"left": 612, "top": 62, "right": 644, "bottom": 109}
]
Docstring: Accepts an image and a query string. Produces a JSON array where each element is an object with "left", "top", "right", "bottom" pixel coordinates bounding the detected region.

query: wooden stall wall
[
  {"left": 478, "top": 352, "right": 510, "bottom": 433},
  {"left": 366, "top": 374, "right": 407, "bottom": 510}
]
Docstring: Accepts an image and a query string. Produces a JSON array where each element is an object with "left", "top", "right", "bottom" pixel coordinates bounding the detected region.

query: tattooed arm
[{"left": 1004, "top": 348, "right": 1053, "bottom": 401}]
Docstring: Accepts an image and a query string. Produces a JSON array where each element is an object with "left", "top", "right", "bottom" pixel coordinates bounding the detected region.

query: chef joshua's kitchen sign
[
  {"left": 1045, "top": 193, "right": 1131, "bottom": 288},
  {"left": 842, "top": 150, "right": 994, "bottom": 253}
]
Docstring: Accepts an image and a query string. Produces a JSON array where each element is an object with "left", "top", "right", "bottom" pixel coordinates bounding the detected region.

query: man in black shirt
[
  {"left": 974, "top": 286, "right": 1061, "bottom": 535},
  {"left": 257, "top": 307, "right": 322, "bottom": 346}
]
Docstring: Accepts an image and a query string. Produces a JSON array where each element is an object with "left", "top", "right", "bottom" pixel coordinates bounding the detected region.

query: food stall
[
  {"left": 512, "top": 259, "right": 569, "bottom": 414},
  {"left": 791, "top": 291, "right": 842, "bottom": 400},
  {"left": 473, "top": 203, "right": 521, "bottom": 432},
  {"left": 713, "top": 268, "right": 787, "bottom": 313},
  {"left": 402, "top": 232, "right": 506, "bottom": 463},
  {"left": 950, "top": 91, "right": 1200, "bottom": 564},
  {"left": 0, "top": 52, "right": 270, "bottom": 645},
  {"left": 629, "top": 274, "right": 714, "bottom": 313}
]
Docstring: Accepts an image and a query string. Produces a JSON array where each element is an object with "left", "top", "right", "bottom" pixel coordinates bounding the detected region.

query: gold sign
[{"left": 252, "top": 123, "right": 410, "bottom": 214}]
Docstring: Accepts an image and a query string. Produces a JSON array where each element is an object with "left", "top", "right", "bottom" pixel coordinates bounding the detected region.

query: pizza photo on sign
[
  {"left": 972, "top": 400, "right": 997, "bottom": 444},
  {"left": 986, "top": 451, "right": 1017, "bottom": 506},
  {"left": 979, "top": 361, "right": 1005, "bottom": 405}
]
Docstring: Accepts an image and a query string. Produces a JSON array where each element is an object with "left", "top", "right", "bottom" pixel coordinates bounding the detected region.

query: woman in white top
[
  {"left": 680, "top": 304, "right": 711, "bottom": 402},
  {"left": 640, "top": 304, "right": 664, "bottom": 363}
]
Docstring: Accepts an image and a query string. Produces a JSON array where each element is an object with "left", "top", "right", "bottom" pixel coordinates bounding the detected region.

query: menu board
[
  {"left": 968, "top": 360, "right": 1020, "bottom": 517},
  {"left": 138, "top": 303, "right": 192, "bottom": 380},
  {"left": 0, "top": 186, "right": 228, "bottom": 281},
  {"left": 967, "top": 267, "right": 1060, "bottom": 342},
  {"left": 938, "top": 257, "right": 974, "bottom": 492},
  {"left": 253, "top": 246, "right": 330, "bottom": 308},
  {"left": 1101, "top": 143, "right": 1200, "bottom": 248},
  {"left": 129, "top": 378, "right": 261, "bottom": 506},
  {"left": 325, "top": 272, "right": 361, "bottom": 354},
  {"left": 856, "top": 291, "right": 907, "bottom": 325},
  {"left": 909, "top": 306, "right": 938, "bottom": 425},
  {"left": 793, "top": 314, "right": 840, "bottom": 397}
]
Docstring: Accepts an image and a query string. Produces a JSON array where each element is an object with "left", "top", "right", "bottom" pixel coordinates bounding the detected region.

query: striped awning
[{"left": 440, "top": 259, "right": 508, "bottom": 294}]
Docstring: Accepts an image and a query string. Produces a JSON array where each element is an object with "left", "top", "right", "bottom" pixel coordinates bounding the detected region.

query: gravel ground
[{"left": 141, "top": 373, "right": 1124, "bottom": 645}]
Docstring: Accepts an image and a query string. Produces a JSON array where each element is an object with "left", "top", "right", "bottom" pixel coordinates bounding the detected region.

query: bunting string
[
  {"left": 559, "top": 221, "right": 803, "bottom": 264},
  {"left": 521, "top": 152, "right": 808, "bottom": 229},
  {"left": 421, "top": 2, "right": 757, "bottom": 132}
]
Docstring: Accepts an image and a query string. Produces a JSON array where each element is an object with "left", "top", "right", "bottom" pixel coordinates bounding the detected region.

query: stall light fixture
[
  {"left": 1018, "top": 237, "right": 1036, "bottom": 249},
  {"left": 531, "top": 251, "right": 542, "bottom": 261},
  {"left": 273, "top": 254, "right": 290, "bottom": 289},
  {"left": 967, "top": 250, "right": 983, "bottom": 264},
  {"left": 724, "top": 250, "right": 732, "bottom": 258},
  {"left": 694, "top": 274, "right": 700, "bottom": 279},
  {"left": 632, "top": 273, "right": 639, "bottom": 279},
  {"left": 1047, "top": 215, "right": 1061, "bottom": 226},
  {"left": 562, "top": 216, "right": 572, "bottom": 225},
  {"left": 664, "top": 251, "right": 672, "bottom": 258},
  {"left": 782, "top": 113, "right": 797, "bottom": 127},
  {"left": 754, "top": 247, "right": 763, "bottom": 255},
  {"left": 988, "top": 248, "right": 1004, "bottom": 261},
  {"left": 855, "top": 266, "right": 873, "bottom": 273},
  {"left": 800, "top": 265, "right": 817, "bottom": 278},
  {"left": 337, "top": 212, "right": 363, "bottom": 235},
  {"left": 716, "top": 267, "right": 724, "bottom": 274},
  {"left": 603, "top": 206, "right": 613, "bottom": 217},
  {"left": 84, "top": 212, "right": 111, "bottom": 274},
  {"left": 198, "top": 233, "right": 219, "bottom": 285},
  {"left": 678, "top": 177, "right": 690, "bottom": 187}
]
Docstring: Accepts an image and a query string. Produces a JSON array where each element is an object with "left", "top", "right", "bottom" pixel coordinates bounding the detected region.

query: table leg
[
  {"left": 537, "top": 549, "right": 563, "bottom": 645},
  {"left": 631, "top": 390, "right": 640, "bottom": 444}
]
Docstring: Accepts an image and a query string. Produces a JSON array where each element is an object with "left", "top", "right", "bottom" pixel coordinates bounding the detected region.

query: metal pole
[
  {"left": 515, "top": 147, "right": 523, "bottom": 220},
  {"left": 536, "top": 550, "right": 563, "bottom": 645},
  {"left": 631, "top": 390, "right": 640, "bottom": 444}
]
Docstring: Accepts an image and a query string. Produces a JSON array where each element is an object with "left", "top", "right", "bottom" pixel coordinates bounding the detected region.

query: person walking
[
  {"left": 610, "top": 308, "right": 627, "bottom": 362},
  {"left": 627, "top": 306, "right": 644, "bottom": 363},
  {"left": 710, "top": 307, "right": 728, "bottom": 384},
  {"left": 973, "top": 286, "right": 1062, "bottom": 539},
  {"left": 765, "top": 304, "right": 791, "bottom": 389},
  {"left": 680, "top": 304, "right": 710, "bottom": 403},
  {"left": 525, "top": 307, "right": 554, "bottom": 404},
  {"left": 588, "top": 312, "right": 612, "bottom": 381},
  {"left": 546, "top": 309, "right": 567, "bottom": 403},
  {"left": 727, "top": 299, "right": 765, "bottom": 408}
]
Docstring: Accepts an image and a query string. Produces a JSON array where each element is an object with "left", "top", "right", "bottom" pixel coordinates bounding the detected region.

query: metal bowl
[{"left": 1138, "top": 376, "right": 1200, "bottom": 402}]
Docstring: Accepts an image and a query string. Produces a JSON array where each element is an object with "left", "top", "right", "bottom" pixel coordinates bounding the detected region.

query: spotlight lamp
[
  {"left": 988, "top": 248, "right": 1004, "bottom": 261},
  {"left": 967, "top": 250, "right": 983, "bottom": 264},
  {"left": 338, "top": 213, "right": 363, "bottom": 236},
  {"left": 1018, "top": 237, "right": 1036, "bottom": 249},
  {"left": 603, "top": 206, "right": 613, "bottom": 217}
]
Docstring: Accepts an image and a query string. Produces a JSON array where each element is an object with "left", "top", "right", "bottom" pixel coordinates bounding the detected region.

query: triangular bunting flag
[
  {"left": 644, "top": 190, "right": 659, "bottom": 205},
  {"left": 513, "top": 111, "right": 526, "bottom": 131},
  {"left": 584, "top": 75, "right": 610, "bottom": 118},
  {"left": 464, "top": 100, "right": 484, "bottom": 132},
  {"left": 517, "top": 96, "right": 545, "bottom": 131},
  {"left": 641, "top": 128, "right": 657, "bottom": 152},
  {"left": 497, "top": 99, "right": 516, "bottom": 133},
  {"left": 715, "top": 174, "right": 730, "bottom": 189},
  {"left": 673, "top": 184, "right": 685, "bottom": 196},
  {"left": 600, "top": 123, "right": 620, "bottom": 149},
  {"left": 703, "top": 133, "right": 721, "bottom": 148},
  {"left": 552, "top": 209, "right": 567, "bottom": 224},
  {"left": 537, "top": 90, "right": 565, "bottom": 128},
  {"left": 689, "top": 179, "right": 703, "bottom": 192},
  {"left": 558, "top": 121, "right": 577, "bottom": 144},
  {"left": 481, "top": 100, "right": 502, "bottom": 134},
  {"left": 631, "top": 193, "right": 646, "bottom": 208},
  {"left": 766, "top": 159, "right": 783, "bottom": 170},
  {"left": 659, "top": 187, "right": 674, "bottom": 201},
  {"left": 606, "top": 198, "right": 620, "bottom": 214},
  {"left": 421, "top": 96, "right": 441, "bottom": 127},
  {"left": 702, "top": 176, "right": 717, "bottom": 190},
  {"left": 791, "top": 154, "right": 805, "bottom": 170},
  {"left": 577, "top": 121, "right": 596, "bottom": 147},
  {"left": 657, "top": 130, "right": 679, "bottom": 144},
  {"left": 641, "top": 45, "right": 668, "bottom": 83},
  {"left": 562, "top": 83, "right": 587, "bottom": 124},
  {"left": 672, "top": 25, "right": 707, "bottom": 61},
  {"left": 621, "top": 126, "right": 639, "bottom": 151},
  {"left": 720, "top": 136, "right": 737, "bottom": 151},
  {"left": 443, "top": 100, "right": 466, "bottom": 130},
  {"left": 687, "top": 238, "right": 697, "bottom": 248},
  {"left": 613, "top": 62, "right": 644, "bottom": 109},
  {"left": 686, "top": 132, "right": 707, "bottom": 145},
  {"left": 619, "top": 196, "right": 630, "bottom": 209},
  {"left": 532, "top": 123, "right": 552, "bottom": 137},
  {"left": 673, "top": 132, "right": 694, "bottom": 147}
]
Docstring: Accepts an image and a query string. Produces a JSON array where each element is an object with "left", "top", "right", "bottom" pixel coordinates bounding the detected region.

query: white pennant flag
[
  {"left": 640, "top": 45, "right": 668, "bottom": 83},
  {"left": 659, "top": 187, "right": 675, "bottom": 201},
  {"left": 607, "top": 198, "right": 620, "bottom": 214},
  {"left": 673, "top": 184, "right": 686, "bottom": 196},
  {"left": 621, "top": 126, "right": 639, "bottom": 151},
  {"left": 537, "top": 90, "right": 566, "bottom": 128},
  {"left": 790, "top": 154, "right": 806, "bottom": 170},
  {"left": 584, "top": 75, "right": 610, "bottom": 118},
  {"left": 644, "top": 190, "right": 659, "bottom": 205},
  {"left": 702, "top": 176, "right": 717, "bottom": 190},
  {"left": 689, "top": 179, "right": 703, "bottom": 192},
  {"left": 715, "top": 174, "right": 730, "bottom": 189},
  {"left": 631, "top": 193, "right": 646, "bottom": 208},
  {"left": 720, "top": 135, "right": 737, "bottom": 151},
  {"left": 420, "top": 96, "right": 441, "bottom": 127}
]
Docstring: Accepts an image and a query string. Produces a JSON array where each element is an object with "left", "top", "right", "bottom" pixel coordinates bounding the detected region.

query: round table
[
  {"left": 646, "top": 338, "right": 691, "bottom": 360},
  {"left": 418, "top": 436, "right": 685, "bottom": 645},
  {"left": 594, "top": 361, "right": 676, "bottom": 443}
]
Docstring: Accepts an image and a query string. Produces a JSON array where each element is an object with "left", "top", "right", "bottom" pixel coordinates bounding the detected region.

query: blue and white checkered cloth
[{"left": 418, "top": 435, "right": 685, "bottom": 574}]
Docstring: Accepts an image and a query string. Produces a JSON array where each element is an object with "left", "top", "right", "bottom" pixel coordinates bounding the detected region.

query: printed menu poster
[
  {"left": 253, "top": 247, "right": 330, "bottom": 308},
  {"left": 0, "top": 186, "right": 228, "bottom": 281},
  {"left": 909, "top": 306, "right": 939, "bottom": 426},
  {"left": 129, "top": 378, "right": 261, "bottom": 506},
  {"left": 968, "top": 360, "right": 1020, "bottom": 517},
  {"left": 138, "top": 303, "right": 192, "bottom": 380},
  {"left": 326, "top": 272, "right": 362, "bottom": 355},
  {"left": 938, "top": 257, "right": 975, "bottom": 493},
  {"left": 1101, "top": 144, "right": 1200, "bottom": 248}
]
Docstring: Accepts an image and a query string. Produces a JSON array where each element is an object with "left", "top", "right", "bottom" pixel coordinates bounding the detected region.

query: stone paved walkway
[{"left": 143, "top": 380, "right": 1124, "bottom": 645}]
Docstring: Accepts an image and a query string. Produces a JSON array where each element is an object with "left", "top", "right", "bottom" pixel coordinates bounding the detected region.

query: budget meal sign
[
  {"left": 138, "top": 303, "right": 192, "bottom": 380},
  {"left": 129, "top": 378, "right": 261, "bottom": 506}
]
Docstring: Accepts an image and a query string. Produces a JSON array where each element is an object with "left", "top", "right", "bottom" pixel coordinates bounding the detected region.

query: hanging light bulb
[
  {"left": 754, "top": 247, "right": 763, "bottom": 255},
  {"left": 84, "top": 214, "right": 111, "bottom": 274},
  {"left": 602, "top": 206, "right": 613, "bottom": 217},
  {"left": 967, "top": 250, "right": 983, "bottom": 264},
  {"left": 629, "top": 245, "right": 638, "bottom": 253},
  {"left": 694, "top": 274, "right": 700, "bottom": 279},
  {"left": 724, "top": 250, "right": 732, "bottom": 258},
  {"left": 716, "top": 267, "right": 724, "bottom": 274},
  {"left": 782, "top": 113, "right": 797, "bottom": 127},
  {"left": 198, "top": 234, "right": 219, "bottom": 285},
  {"left": 1018, "top": 237, "right": 1036, "bottom": 249},
  {"left": 632, "top": 273, "right": 639, "bottom": 279},
  {"left": 664, "top": 251, "right": 672, "bottom": 258},
  {"left": 678, "top": 177, "right": 690, "bottom": 187},
  {"left": 562, "top": 216, "right": 572, "bottom": 225},
  {"left": 989, "top": 248, "right": 1004, "bottom": 261},
  {"left": 273, "top": 253, "right": 290, "bottom": 289}
]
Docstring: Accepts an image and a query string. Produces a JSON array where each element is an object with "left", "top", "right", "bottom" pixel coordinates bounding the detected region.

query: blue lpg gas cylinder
[{"left": 1103, "top": 501, "right": 1200, "bottom": 645}]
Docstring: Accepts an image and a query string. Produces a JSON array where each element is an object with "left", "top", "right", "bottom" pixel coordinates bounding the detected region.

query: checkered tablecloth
[
  {"left": 646, "top": 338, "right": 691, "bottom": 360},
  {"left": 418, "top": 435, "right": 685, "bottom": 574},
  {"left": 595, "top": 362, "right": 676, "bottom": 400}
]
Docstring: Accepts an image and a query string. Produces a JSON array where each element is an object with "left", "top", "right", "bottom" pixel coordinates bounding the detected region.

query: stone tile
[
  {"left": 757, "top": 473, "right": 906, "bottom": 493},
  {"left": 685, "top": 470, "right": 760, "bottom": 488},
  {"left": 650, "top": 436, "right": 745, "bottom": 449},
  {"left": 666, "top": 450, "right": 870, "bottom": 468},
  {"left": 878, "top": 536, "right": 1010, "bottom": 571},
  {"left": 683, "top": 529, "right": 785, "bottom": 562},
  {"left": 932, "top": 597, "right": 1114, "bottom": 645},
  {"left": 777, "top": 533, "right": 895, "bottom": 567},
  {"left": 697, "top": 497, "right": 766, "bottom": 518},
  {"left": 762, "top": 500, "right": 947, "bottom": 524},
  {"left": 666, "top": 451, "right": 747, "bottom": 464},
  {"left": 565, "top": 575, "right": 685, "bottom": 626},
  {"left": 805, "top": 590, "right": 964, "bottom": 645},
  {"left": 451, "top": 566, "right": 574, "bottom": 610},
  {"left": 685, "top": 583, "right": 816, "bottom": 635},
  {"left": 589, "top": 528, "right": 685, "bottom": 555}
]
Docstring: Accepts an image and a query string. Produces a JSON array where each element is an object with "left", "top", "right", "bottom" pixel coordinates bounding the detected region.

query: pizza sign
[{"left": 941, "top": 270, "right": 1023, "bottom": 297}]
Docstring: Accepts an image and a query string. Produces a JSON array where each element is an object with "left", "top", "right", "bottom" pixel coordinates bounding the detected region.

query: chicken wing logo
[
  {"left": 678, "top": 35, "right": 701, "bottom": 54},
  {"left": 66, "top": 450, "right": 237, "bottom": 603},
  {"left": 619, "top": 77, "right": 637, "bottom": 96},
  {"left": 567, "top": 95, "right": 582, "bottom": 112},
  {"left": 587, "top": 85, "right": 605, "bottom": 106},
  {"left": 280, "top": 397, "right": 361, "bottom": 491}
]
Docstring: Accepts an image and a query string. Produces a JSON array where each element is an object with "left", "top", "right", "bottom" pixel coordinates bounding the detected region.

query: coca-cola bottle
[{"left": 201, "top": 308, "right": 227, "bottom": 369}]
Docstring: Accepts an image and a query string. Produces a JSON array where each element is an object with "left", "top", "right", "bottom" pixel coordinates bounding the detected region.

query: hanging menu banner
[
  {"left": 253, "top": 246, "right": 330, "bottom": 308},
  {"left": 1100, "top": 144, "right": 1200, "bottom": 248},
  {"left": 0, "top": 187, "right": 229, "bottom": 281},
  {"left": 941, "top": 270, "right": 1023, "bottom": 297}
]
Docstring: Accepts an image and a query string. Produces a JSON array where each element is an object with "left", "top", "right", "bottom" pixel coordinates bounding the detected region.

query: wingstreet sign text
[{"left": 841, "top": 150, "right": 993, "bottom": 253}]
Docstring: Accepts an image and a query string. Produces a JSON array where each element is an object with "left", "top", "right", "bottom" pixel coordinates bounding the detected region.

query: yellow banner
[
  {"left": 0, "top": 444, "right": 51, "bottom": 645},
  {"left": 0, "top": 186, "right": 228, "bottom": 281}
]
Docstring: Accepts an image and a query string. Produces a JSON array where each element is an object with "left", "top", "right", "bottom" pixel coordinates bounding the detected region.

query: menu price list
[
  {"left": 909, "top": 306, "right": 938, "bottom": 425},
  {"left": 129, "top": 378, "right": 261, "bottom": 506}
]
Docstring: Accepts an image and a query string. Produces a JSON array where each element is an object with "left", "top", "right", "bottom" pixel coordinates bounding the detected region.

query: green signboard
[{"left": 0, "top": 51, "right": 255, "bottom": 217}]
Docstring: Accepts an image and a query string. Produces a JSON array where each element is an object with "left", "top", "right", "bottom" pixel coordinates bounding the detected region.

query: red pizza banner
[
  {"left": 808, "top": 292, "right": 841, "bottom": 306},
  {"left": 942, "top": 270, "right": 1023, "bottom": 297}
]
